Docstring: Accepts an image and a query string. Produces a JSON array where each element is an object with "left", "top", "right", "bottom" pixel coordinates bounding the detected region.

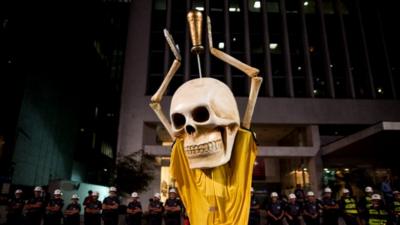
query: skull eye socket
[
  {"left": 192, "top": 106, "right": 210, "bottom": 123},
  {"left": 172, "top": 113, "right": 186, "bottom": 129}
]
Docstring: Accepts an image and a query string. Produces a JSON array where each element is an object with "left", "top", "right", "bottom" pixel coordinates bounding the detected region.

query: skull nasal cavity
[
  {"left": 186, "top": 125, "right": 196, "bottom": 134},
  {"left": 192, "top": 106, "right": 210, "bottom": 122},
  {"left": 172, "top": 113, "right": 185, "bottom": 129}
]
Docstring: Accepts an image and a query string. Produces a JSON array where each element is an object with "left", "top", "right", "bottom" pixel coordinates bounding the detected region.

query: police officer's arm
[
  {"left": 67, "top": 205, "right": 80, "bottom": 215},
  {"left": 24, "top": 200, "right": 31, "bottom": 210},
  {"left": 127, "top": 204, "right": 141, "bottom": 214},
  {"left": 64, "top": 207, "right": 71, "bottom": 215},
  {"left": 31, "top": 200, "right": 43, "bottom": 209},
  {"left": 87, "top": 202, "right": 101, "bottom": 214},
  {"left": 165, "top": 201, "right": 180, "bottom": 212},
  {"left": 251, "top": 200, "right": 260, "bottom": 210},
  {"left": 303, "top": 206, "right": 312, "bottom": 217},
  {"left": 284, "top": 206, "right": 293, "bottom": 220},
  {"left": 103, "top": 199, "right": 119, "bottom": 210},
  {"left": 267, "top": 210, "right": 278, "bottom": 220},
  {"left": 47, "top": 203, "right": 58, "bottom": 212},
  {"left": 65, "top": 206, "right": 76, "bottom": 216},
  {"left": 149, "top": 203, "right": 163, "bottom": 213},
  {"left": 278, "top": 206, "right": 285, "bottom": 220},
  {"left": 86, "top": 207, "right": 98, "bottom": 214},
  {"left": 266, "top": 204, "right": 278, "bottom": 220},
  {"left": 127, "top": 205, "right": 134, "bottom": 214}
]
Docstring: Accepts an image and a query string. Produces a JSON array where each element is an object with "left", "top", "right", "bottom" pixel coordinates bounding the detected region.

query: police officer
[
  {"left": 83, "top": 190, "right": 93, "bottom": 224},
  {"left": 267, "top": 192, "right": 285, "bottom": 225},
  {"left": 44, "top": 189, "right": 64, "bottom": 225},
  {"left": 148, "top": 193, "right": 164, "bottom": 225},
  {"left": 339, "top": 188, "right": 359, "bottom": 225},
  {"left": 321, "top": 187, "right": 339, "bottom": 225},
  {"left": 285, "top": 193, "right": 302, "bottom": 225},
  {"left": 6, "top": 189, "right": 25, "bottom": 225},
  {"left": 359, "top": 186, "right": 374, "bottom": 224},
  {"left": 102, "top": 186, "right": 120, "bottom": 225},
  {"left": 390, "top": 191, "right": 400, "bottom": 225},
  {"left": 249, "top": 187, "right": 261, "bottom": 225},
  {"left": 367, "top": 194, "right": 389, "bottom": 225},
  {"left": 303, "top": 191, "right": 321, "bottom": 225},
  {"left": 165, "top": 188, "right": 182, "bottom": 225},
  {"left": 126, "top": 192, "right": 142, "bottom": 225},
  {"left": 64, "top": 194, "right": 81, "bottom": 225},
  {"left": 24, "top": 186, "right": 45, "bottom": 225},
  {"left": 84, "top": 191, "right": 102, "bottom": 225},
  {"left": 295, "top": 184, "right": 306, "bottom": 206}
]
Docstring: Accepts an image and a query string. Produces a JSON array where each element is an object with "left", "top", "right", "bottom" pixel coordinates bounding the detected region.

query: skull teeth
[{"left": 184, "top": 139, "right": 224, "bottom": 158}]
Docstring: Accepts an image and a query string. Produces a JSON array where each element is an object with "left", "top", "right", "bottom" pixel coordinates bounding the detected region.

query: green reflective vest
[
  {"left": 368, "top": 207, "right": 388, "bottom": 225},
  {"left": 344, "top": 198, "right": 358, "bottom": 215},
  {"left": 393, "top": 201, "right": 400, "bottom": 214}
]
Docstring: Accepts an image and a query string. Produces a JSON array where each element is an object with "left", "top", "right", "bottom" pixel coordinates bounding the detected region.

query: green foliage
[{"left": 115, "top": 150, "right": 156, "bottom": 194}]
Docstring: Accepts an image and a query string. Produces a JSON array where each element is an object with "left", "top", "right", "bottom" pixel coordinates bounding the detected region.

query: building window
[{"left": 146, "top": 0, "right": 399, "bottom": 100}]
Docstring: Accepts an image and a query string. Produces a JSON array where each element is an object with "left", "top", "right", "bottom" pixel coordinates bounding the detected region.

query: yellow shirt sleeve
[{"left": 170, "top": 128, "right": 258, "bottom": 225}]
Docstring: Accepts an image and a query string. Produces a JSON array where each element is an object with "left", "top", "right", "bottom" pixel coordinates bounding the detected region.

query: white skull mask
[{"left": 170, "top": 77, "right": 240, "bottom": 169}]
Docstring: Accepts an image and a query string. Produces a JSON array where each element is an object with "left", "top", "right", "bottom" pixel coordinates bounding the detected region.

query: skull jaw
[{"left": 183, "top": 126, "right": 238, "bottom": 169}]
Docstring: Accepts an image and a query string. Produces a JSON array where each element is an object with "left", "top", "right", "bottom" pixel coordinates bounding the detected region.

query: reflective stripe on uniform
[
  {"left": 344, "top": 198, "right": 358, "bottom": 215},
  {"left": 368, "top": 218, "right": 387, "bottom": 225},
  {"left": 394, "top": 201, "right": 400, "bottom": 213},
  {"left": 368, "top": 208, "right": 388, "bottom": 225}
]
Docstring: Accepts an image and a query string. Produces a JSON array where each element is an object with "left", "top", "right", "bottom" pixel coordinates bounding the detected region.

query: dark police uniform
[
  {"left": 267, "top": 201, "right": 285, "bottom": 225},
  {"left": 7, "top": 197, "right": 25, "bottom": 225},
  {"left": 64, "top": 202, "right": 81, "bottom": 225},
  {"left": 25, "top": 197, "right": 45, "bottom": 225},
  {"left": 359, "top": 196, "right": 373, "bottom": 221},
  {"left": 44, "top": 198, "right": 64, "bottom": 225},
  {"left": 295, "top": 189, "right": 306, "bottom": 207},
  {"left": 340, "top": 196, "right": 359, "bottom": 225},
  {"left": 390, "top": 200, "right": 400, "bottom": 225},
  {"left": 303, "top": 200, "right": 321, "bottom": 225},
  {"left": 321, "top": 197, "right": 339, "bottom": 225},
  {"left": 285, "top": 202, "right": 302, "bottom": 225},
  {"left": 249, "top": 196, "right": 260, "bottom": 225},
  {"left": 102, "top": 196, "right": 120, "bottom": 225},
  {"left": 165, "top": 197, "right": 181, "bottom": 225},
  {"left": 148, "top": 199, "right": 164, "bottom": 225},
  {"left": 367, "top": 204, "right": 389, "bottom": 225},
  {"left": 85, "top": 200, "right": 102, "bottom": 225},
  {"left": 126, "top": 199, "right": 142, "bottom": 225}
]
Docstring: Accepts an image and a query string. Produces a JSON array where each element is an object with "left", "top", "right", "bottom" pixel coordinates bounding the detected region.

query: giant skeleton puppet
[{"left": 150, "top": 10, "right": 263, "bottom": 225}]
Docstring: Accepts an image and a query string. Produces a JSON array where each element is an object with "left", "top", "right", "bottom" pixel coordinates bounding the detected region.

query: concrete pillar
[
  {"left": 117, "top": 0, "right": 153, "bottom": 156},
  {"left": 308, "top": 152, "right": 323, "bottom": 197}
]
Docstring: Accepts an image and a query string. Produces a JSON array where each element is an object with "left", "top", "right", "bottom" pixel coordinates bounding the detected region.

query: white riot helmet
[
  {"left": 371, "top": 194, "right": 381, "bottom": 200},
  {"left": 34, "top": 186, "right": 43, "bottom": 192},
  {"left": 15, "top": 189, "right": 23, "bottom": 194},
  {"left": 169, "top": 188, "right": 177, "bottom": 193},
  {"left": 154, "top": 193, "right": 161, "bottom": 199},
  {"left": 271, "top": 192, "right": 278, "bottom": 197},
  {"left": 54, "top": 189, "right": 62, "bottom": 195},
  {"left": 343, "top": 189, "right": 350, "bottom": 194},
  {"left": 289, "top": 193, "right": 296, "bottom": 199},
  {"left": 324, "top": 187, "right": 332, "bottom": 193},
  {"left": 365, "top": 186, "right": 373, "bottom": 193},
  {"left": 109, "top": 187, "right": 117, "bottom": 192},
  {"left": 307, "top": 191, "right": 315, "bottom": 196},
  {"left": 71, "top": 194, "right": 79, "bottom": 199},
  {"left": 131, "top": 192, "right": 139, "bottom": 198}
]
